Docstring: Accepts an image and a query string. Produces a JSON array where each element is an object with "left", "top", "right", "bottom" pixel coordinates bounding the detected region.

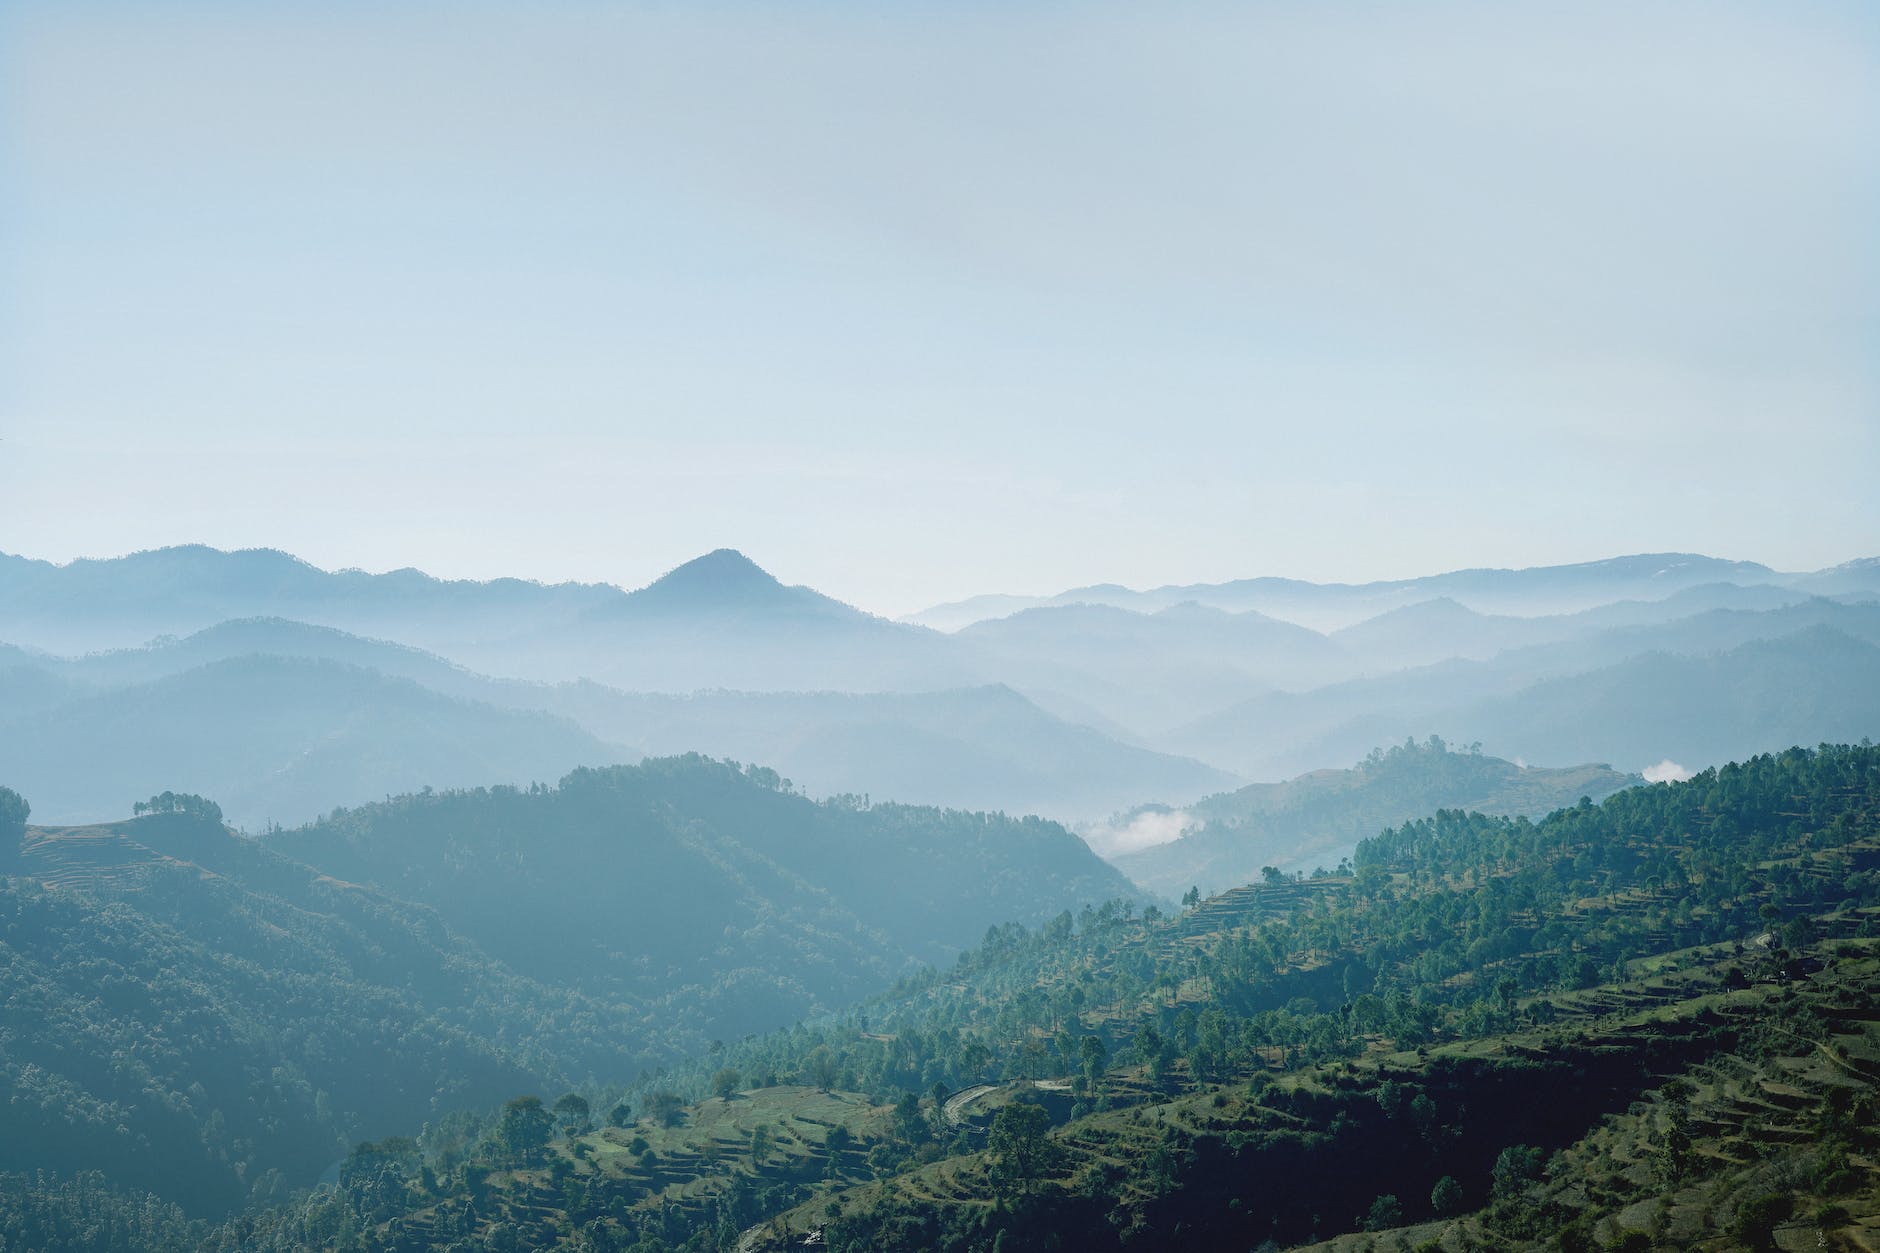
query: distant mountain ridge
[
  {"left": 5, "top": 543, "right": 1878, "bottom": 823},
  {"left": 905, "top": 551, "right": 1873, "bottom": 632}
]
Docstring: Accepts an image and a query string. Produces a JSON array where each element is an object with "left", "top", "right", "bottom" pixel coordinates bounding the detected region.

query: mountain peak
[
  {"left": 646, "top": 549, "right": 779, "bottom": 593},
  {"left": 624, "top": 549, "right": 849, "bottom": 619}
]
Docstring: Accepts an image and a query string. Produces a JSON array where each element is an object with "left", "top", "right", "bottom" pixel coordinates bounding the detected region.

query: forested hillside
[
  {"left": 268, "top": 756, "right": 1143, "bottom": 1025},
  {"left": 47, "top": 743, "right": 1869, "bottom": 1252},
  {"left": 1, "top": 810, "right": 652, "bottom": 1216},
  {"left": 0, "top": 758, "right": 1137, "bottom": 1226}
]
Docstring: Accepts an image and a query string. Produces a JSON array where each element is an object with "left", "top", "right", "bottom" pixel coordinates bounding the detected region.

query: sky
[{"left": 2, "top": 1, "right": 1876, "bottom": 616}]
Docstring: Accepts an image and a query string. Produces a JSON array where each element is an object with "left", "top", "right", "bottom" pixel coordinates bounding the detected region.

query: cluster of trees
[
  {"left": 0, "top": 784, "right": 26, "bottom": 868},
  {"left": 131, "top": 791, "right": 224, "bottom": 823}
]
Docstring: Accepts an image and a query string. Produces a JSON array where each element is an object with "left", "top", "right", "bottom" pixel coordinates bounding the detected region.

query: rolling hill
[{"left": 1109, "top": 737, "right": 1637, "bottom": 898}]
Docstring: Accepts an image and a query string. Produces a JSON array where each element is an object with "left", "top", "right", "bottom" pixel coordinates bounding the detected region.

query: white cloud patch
[
  {"left": 1642, "top": 759, "right": 1693, "bottom": 783},
  {"left": 1082, "top": 809, "right": 1193, "bottom": 858}
]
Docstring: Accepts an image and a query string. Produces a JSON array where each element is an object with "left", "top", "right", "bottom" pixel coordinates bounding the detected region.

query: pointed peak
[
  {"left": 622, "top": 548, "right": 855, "bottom": 619},
  {"left": 646, "top": 549, "right": 781, "bottom": 593}
]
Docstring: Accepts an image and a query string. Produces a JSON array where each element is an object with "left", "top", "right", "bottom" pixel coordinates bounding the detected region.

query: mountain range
[{"left": 4, "top": 545, "right": 1877, "bottom": 833}]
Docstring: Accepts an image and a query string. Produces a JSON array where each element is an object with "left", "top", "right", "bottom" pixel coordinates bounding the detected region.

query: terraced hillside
[{"left": 172, "top": 745, "right": 1879, "bottom": 1252}]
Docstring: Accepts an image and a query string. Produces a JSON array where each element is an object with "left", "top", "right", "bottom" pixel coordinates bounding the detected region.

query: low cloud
[
  {"left": 1642, "top": 759, "right": 1693, "bottom": 783},
  {"left": 1082, "top": 808, "right": 1193, "bottom": 858}
]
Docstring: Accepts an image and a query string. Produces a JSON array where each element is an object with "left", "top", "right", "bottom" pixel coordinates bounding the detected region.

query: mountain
[
  {"left": 608, "top": 548, "right": 860, "bottom": 620},
  {"left": 456, "top": 550, "right": 980, "bottom": 692},
  {"left": 266, "top": 756, "right": 1145, "bottom": 1019},
  {"left": 0, "top": 655, "right": 617, "bottom": 829},
  {"left": 2, "top": 810, "right": 654, "bottom": 1216},
  {"left": 1, "top": 617, "right": 1230, "bottom": 824},
  {"left": 543, "top": 683, "right": 1235, "bottom": 820},
  {"left": 1453, "top": 624, "right": 1880, "bottom": 772},
  {"left": 1159, "top": 603, "right": 1880, "bottom": 778},
  {"left": 955, "top": 602, "right": 1347, "bottom": 733},
  {"left": 0, "top": 754, "right": 1144, "bottom": 1220},
  {"left": 0, "top": 545, "right": 619, "bottom": 657},
  {"left": 51, "top": 616, "right": 501, "bottom": 700},
  {"left": 147, "top": 743, "right": 1880, "bottom": 1253},
  {"left": 905, "top": 551, "right": 1824, "bottom": 632},
  {"left": 1108, "top": 737, "right": 1638, "bottom": 898}
]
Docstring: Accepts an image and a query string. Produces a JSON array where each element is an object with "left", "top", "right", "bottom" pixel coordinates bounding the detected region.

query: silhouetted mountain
[
  {"left": 547, "top": 683, "right": 1234, "bottom": 819},
  {"left": 0, "top": 656, "right": 616, "bottom": 829},
  {"left": 1160, "top": 601, "right": 1880, "bottom": 778},
  {"left": 906, "top": 551, "right": 1820, "bottom": 632},
  {"left": 607, "top": 548, "right": 858, "bottom": 620},
  {"left": 0, "top": 545, "right": 620, "bottom": 657},
  {"left": 951, "top": 603, "right": 1337, "bottom": 733},
  {"left": 1454, "top": 625, "right": 1880, "bottom": 771}
]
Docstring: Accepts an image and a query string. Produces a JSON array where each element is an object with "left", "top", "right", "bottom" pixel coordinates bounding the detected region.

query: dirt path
[{"left": 941, "top": 1084, "right": 1000, "bottom": 1127}]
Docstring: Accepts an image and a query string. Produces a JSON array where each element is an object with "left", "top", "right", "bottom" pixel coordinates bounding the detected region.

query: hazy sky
[{"left": 3, "top": 1, "right": 1875, "bottom": 615}]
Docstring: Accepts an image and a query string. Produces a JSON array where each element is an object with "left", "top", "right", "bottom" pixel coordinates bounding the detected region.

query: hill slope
[
  {"left": 1, "top": 812, "right": 653, "bottom": 1216},
  {"left": 1110, "top": 737, "right": 1637, "bottom": 897},
  {"left": 267, "top": 756, "right": 1145, "bottom": 1028},
  {"left": 0, "top": 655, "right": 618, "bottom": 829}
]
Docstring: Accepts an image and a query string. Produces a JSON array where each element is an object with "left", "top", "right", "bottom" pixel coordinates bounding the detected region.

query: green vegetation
[
  {"left": 0, "top": 808, "right": 652, "bottom": 1216},
  {"left": 1114, "top": 735, "right": 1637, "bottom": 896},
  {"left": 0, "top": 784, "right": 25, "bottom": 869},
  {"left": 268, "top": 755, "right": 1141, "bottom": 1039},
  {"left": 5, "top": 743, "right": 1880, "bottom": 1250}
]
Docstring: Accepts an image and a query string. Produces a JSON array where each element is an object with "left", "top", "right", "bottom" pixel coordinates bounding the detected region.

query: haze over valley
[{"left": 4, "top": 1, "right": 1878, "bottom": 1248}]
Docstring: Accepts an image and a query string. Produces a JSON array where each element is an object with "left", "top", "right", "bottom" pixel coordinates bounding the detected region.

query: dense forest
[
  {"left": 5, "top": 743, "right": 1871, "bottom": 1250},
  {"left": 0, "top": 758, "right": 1137, "bottom": 1225}
]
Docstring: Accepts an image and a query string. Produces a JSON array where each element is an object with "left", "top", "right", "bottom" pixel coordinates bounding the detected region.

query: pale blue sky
[{"left": 2, "top": 1, "right": 1875, "bottom": 614}]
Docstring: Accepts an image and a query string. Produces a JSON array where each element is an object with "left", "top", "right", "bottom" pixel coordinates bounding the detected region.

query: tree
[
  {"left": 987, "top": 1101, "right": 1056, "bottom": 1197},
  {"left": 1491, "top": 1144, "right": 1546, "bottom": 1200},
  {"left": 551, "top": 1093, "right": 591, "bottom": 1137},
  {"left": 711, "top": 1068, "right": 741, "bottom": 1101},
  {"left": 643, "top": 1091, "right": 685, "bottom": 1127},
  {"left": 802, "top": 1046, "right": 838, "bottom": 1092},
  {"left": 1181, "top": 886, "right": 1201, "bottom": 909},
  {"left": 1363, "top": 1194, "right": 1402, "bottom": 1231},
  {"left": 606, "top": 1102, "right": 632, "bottom": 1128},
  {"left": 131, "top": 791, "right": 223, "bottom": 824},
  {"left": 1430, "top": 1175, "right": 1464, "bottom": 1217},
  {"left": 0, "top": 786, "right": 27, "bottom": 870},
  {"left": 496, "top": 1097, "right": 554, "bottom": 1162}
]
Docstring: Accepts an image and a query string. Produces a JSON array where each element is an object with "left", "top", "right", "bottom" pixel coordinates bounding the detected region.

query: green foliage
[
  {"left": 0, "top": 785, "right": 25, "bottom": 868},
  {"left": 552, "top": 1092, "right": 592, "bottom": 1137},
  {"left": 644, "top": 1091, "right": 685, "bottom": 1127},
  {"left": 986, "top": 1102, "right": 1055, "bottom": 1197},
  {"left": 1430, "top": 1174, "right": 1464, "bottom": 1216},
  {"left": 270, "top": 756, "right": 1139, "bottom": 1050},
  {"left": 1731, "top": 1191, "right": 1793, "bottom": 1249},
  {"left": 131, "top": 791, "right": 223, "bottom": 823},
  {"left": 1364, "top": 1193, "right": 1403, "bottom": 1231},
  {"left": 1491, "top": 1145, "right": 1547, "bottom": 1200},
  {"left": 496, "top": 1096, "right": 554, "bottom": 1162}
]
